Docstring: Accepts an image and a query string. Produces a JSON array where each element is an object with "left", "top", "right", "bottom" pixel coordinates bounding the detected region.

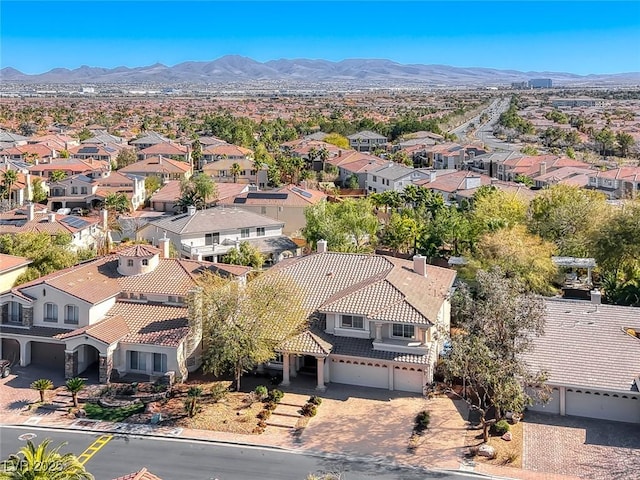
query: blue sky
[{"left": 2, "top": 1, "right": 639, "bottom": 75}]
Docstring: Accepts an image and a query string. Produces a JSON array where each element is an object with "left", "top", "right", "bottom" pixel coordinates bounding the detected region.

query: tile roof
[
  {"left": 144, "top": 206, "right": 283, "bottom": 235},
  {"left": 106, "top": 302, "right": 190, "bottom": 347},
  {"left": 112, "top": 468, "right": 162, "bottom": 480},
  {"left": 0, "top": 325, "right": 69, "bottom": 339},
  {"left": 119, "top": 156, "right": 192, "bottom": 175},
  {"left": 347, "top": 130, "right": 387, "bottom": 140},
  {"left": 117, "top": 244, "right": 161, "bottom": 258},
  {"left": 140, "top": 143, "right": 188, "bottom": 156},
  {"left": 521, "top": 299, "right": 640, "bottom": 392},
  {"left": 220, "top": 185, "right": 326, "bottom": 207},
  {"left": 56, "top": 314, "right": 130, "bottom": 344},
  {"left": 0, "top": 253, "right": 31, "bottom": 273},
  {"left": 369, "top": 163, "right": 416, "bottom": 180},
  {"left": 0, "top": 209, "right": 99, "bottom": 235},
  {"left": 278, "top": 330, "right": 333, "bottom": 355}
]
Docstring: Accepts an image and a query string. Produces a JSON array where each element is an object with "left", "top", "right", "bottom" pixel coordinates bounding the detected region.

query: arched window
[
  {"left": 43, "top": 303, "right": 58, "bottom": 323},
  {"left": 64, "top": 305, "right": 79, "bottom": 325}
]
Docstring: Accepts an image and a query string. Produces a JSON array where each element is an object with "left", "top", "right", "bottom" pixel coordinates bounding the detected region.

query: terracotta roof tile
[
  {"left": 278, "top": 330, "right": 333, "bottom": 355},
  {"left": 56, "top": 314, "right": 130, "bottom": 344}
]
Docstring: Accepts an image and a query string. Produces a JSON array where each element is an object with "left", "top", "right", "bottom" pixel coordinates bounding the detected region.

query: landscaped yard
[{"left": 465, "top": 419, "right": 524, "bottom": 468}]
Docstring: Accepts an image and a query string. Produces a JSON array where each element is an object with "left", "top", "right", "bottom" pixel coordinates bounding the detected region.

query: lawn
[{"left": 85, "top": 402, "right": 145, "bottom": 422}]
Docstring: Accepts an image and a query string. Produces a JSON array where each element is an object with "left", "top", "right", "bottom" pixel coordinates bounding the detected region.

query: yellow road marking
[{"left": 77, "top": 434, "right": 113, "bottom": 465}]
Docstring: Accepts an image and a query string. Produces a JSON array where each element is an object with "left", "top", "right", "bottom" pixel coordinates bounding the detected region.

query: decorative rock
[
  {"left": 477, "top": 444, "right": 496, "bottom": 458},
  {"left": 502, "top": 431, "right": 512, "bottom": 441},
  {"left": 75, "top": 408, "right": 86, "bottom": 418}
]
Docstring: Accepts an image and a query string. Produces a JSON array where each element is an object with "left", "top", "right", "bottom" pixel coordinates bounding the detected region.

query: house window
[
  {"left": 8, "top": 302, "right": 22, "bottom": 323},
  {"left": 257, "top": 227, "right": 265, "bottom": 237},
  {"left": 392, "top": 324, "right": 415, "bottom": 339},
  {"left": 43, "top": 303, "right": 58, "bottom": 323},
  {"left": 127, "top": 259, "right": 134, "bottom": 267},
  {"left": 373, "top": 176, "right": 377, "bottom": 182},
  {"left": 271, "top": 353, "right": 284, "bottom": 364},
  {"left": 153, "top": 353, "right": 167, "bottom": 373},
  {"left": 240, "top": 228, "right": 249, "bottom": 238},
  {"left": 71, "top": 187, "right": 78, "bottom": 194},
  {"left": 205, "top": 233, "right": 220, "bottom": 246},
  {"left": 64, "top": 305, "right": 79, "bottom": 324},
  {"left": 129, "top": 351, "right": 147, "bottom": 371},
  {"left": 81, "top": 187, "right": 87, "bottom": 194},
  {"left": 341, "top": 315, "right": 364, "bottom": 329}
]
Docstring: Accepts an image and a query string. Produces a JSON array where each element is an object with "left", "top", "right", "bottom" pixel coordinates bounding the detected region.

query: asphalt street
[{"left": 0, "top": 426, "right": 482, "bottom": 480}]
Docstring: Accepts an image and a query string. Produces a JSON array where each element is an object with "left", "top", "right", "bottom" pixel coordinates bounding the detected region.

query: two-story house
[
  {"left": 268, "top": 243, "right": 457, "bottom": 393},
  {"left": 137, "top": 206, "right": 300, "bottom": 265},
  {"left": 0, "top": 254, "right": 31, "bottom": 294},
  {"left": 129, "top": 132, "right": 171, "bottom": 151},
  {"left": 587, "top": 166, "right": 640, "bottom": 199},
  {"left": 347, "top": 131, "right": 388, "bottom": 152},
  {"left": 365, "top": 163, "right": 432, "bottom": 194},
  {"left": 139, "top": 142, "right": 190, "bottom": 163},
  {"left": 0, "top": 243, "right": 250, "bottom": 383},
  {"left": 118, "top": 156, "right": 192, "bottom": 183}
]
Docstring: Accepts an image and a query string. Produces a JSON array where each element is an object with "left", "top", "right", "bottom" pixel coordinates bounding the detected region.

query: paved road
[{"left": 0, "top": 426, "right": 482, "bottom": 480}]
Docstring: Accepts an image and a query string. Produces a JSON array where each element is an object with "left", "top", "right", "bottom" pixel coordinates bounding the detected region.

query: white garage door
[
  {"left": 330, "top": 359, "right": 388, "bottom": 389},
  {"left": 528, "top": 387, "right": 561, "bottom": 414},
  {"left": 566, "top": 389, "right": 640, "bottom": 423},
  {"left": 393, "top": 366, "right": 424, "bottom": 393}
]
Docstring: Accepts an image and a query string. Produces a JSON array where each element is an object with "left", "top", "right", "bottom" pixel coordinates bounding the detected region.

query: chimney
[
  {"left": 413, "top": 254, "right": 427, "bottom": 277},
  {"left": 338, "top": 150, "right": 342, "bottom": 157},
  {"left": 27, "top": 203, "right": 35, "bottom": 221},
  {"left": 158, "top": 235, "right": 170, "bottom": 259},
  {"left": 317, "top": 239, "right": 328, "bottom": 254},
  {"left": 539, "top": 161, "right": 547, "bottom": 176},
  {"left": 159, "top": 155, "right": 163, "bottom": 165},
  {"left": 590, "top": 289, "right": 602, "bottom": 306},
  {"left": 187, "top": 205, "right": 197, "bottom": 216},
  {"left": 47, "top": 212, "right": 56, "bottom": 223},
  {"left": 101, "top": 209, "right": 108, "bottom": 230},
  {"left": 464, "top": 175, "right": 482, "bottom": 190}
]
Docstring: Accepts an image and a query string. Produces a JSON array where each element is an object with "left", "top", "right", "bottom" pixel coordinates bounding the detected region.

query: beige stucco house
[{"left": 0, "top": 254, "right": 31, "bottom": 294}]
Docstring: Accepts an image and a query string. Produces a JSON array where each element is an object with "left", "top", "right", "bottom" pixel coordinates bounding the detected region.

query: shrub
[
  {"left": 268, "top": 389, "right": 284, "bottom": 403},
  {"left": 254, "top": 385, "right": 268, "bottom": 400},
  {"left": 414, "top": 410, "right": 430, "bottom": 434},
  {"left": 308, "top": 396, "right": 322, "bottom": 406},
  {"left": 264, "top": 401, "right": 278, "bottom": 411},
  {"left": 210, "top": 383, "right": 229, "bottom": 403},
  {"left": 503, "top": 449, "right": 519, "bottom": 464},
  {"left": 257, "top": 409, "right": 271, "bottom": 420},
  {"left": 299, "top": 403, "right": 317, "bottom": 417},
  {"left": 493, "top": 419, "right": 510, "bottom": 436}
]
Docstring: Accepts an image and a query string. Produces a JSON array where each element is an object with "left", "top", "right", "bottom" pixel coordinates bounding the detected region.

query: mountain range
[{"left": 1, "top": 56, "right": 639, "bottom": 86}]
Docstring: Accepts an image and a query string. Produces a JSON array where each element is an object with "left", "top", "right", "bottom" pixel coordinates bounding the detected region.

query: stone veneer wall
[
  {"left": 22, "top": 307, "right": 33, "bottom": 327},
  {"left": 65, "top": 350, "right": 78, "bottom": 378}
]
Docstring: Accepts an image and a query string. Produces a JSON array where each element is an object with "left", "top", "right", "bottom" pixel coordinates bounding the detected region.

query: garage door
[
  {"left": 566, "top": 389, "right": 640, "bottom": 423},
  {"left": 30, "top": 342, "right": 65, "bottom": 369},
  {"left": 1, "top": 339, "right": 20, "bottom": 364},
  {"left": 330, "top": 359, "right": 388, "bottom": 389},
  {"left": 528, "top": 387, "right": 561, "bottom": 414},
  {"left": 393, "top": 366, "right": 424, "bottom": 393}
]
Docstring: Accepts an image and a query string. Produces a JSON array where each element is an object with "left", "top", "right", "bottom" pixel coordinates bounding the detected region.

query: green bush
[
  {"left": 268, "top": 389, "right": 284, "bottom": 403},
  {"left": 299, "top": 403, "right": 317, "bottom": 417},
  {"left": 254, "top": 385, "right": 268, "bottom": 400},
  {"left": 414, "top": 410, "right": 430, "bottom": 433},
  {"left": 84, "top": 402, "right": 144, "bottom": 422},
  {"left": 210, "top": 383, "right": 229, "bottom": 403},
  {"left": 264, "top": 401, "right": 278, "bottom": 411},
  {"left": 493, "top": 419, "right": 510, "bottom": 436},
  {"left": 308, "top": 396, "right": 322, "bottom": 406}
]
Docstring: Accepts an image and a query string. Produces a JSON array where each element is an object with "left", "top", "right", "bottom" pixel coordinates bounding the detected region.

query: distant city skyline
[{"left": 2, "top": 1, "right": 639, "bottom": 76}]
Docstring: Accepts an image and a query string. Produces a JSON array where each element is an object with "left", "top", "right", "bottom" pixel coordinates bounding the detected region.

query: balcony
[
  {"left": 180, "top": 241, "right": 236, "bottom": 258},
  {"left": 372, "top": 338, "right": 430, "bottom": 355}
]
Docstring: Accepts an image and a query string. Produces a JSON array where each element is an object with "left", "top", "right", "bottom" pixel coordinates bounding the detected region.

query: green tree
[
  {"left": 104, "top": 192, "right": 130, "bottom": 214},
  {"left": 59, "top": 149, "right": 70, "bottom": 159},
  {"left": 114, "top": 149, "right": 138, "bottom": 170},
  {"left": 469, "top": 225, "right": 558, "bottom": 295},
  {"left": 616, "top": 131, "right": 635, "bottom": 158},
  {"left": 179, "top": 173, "right": 217, "bottom": 210},
  {"left": 442, "top": 268, "right": 547, "bottom": 441},
  {"left": 595, "top": 127, "right": 616, "bottom": 156},
  {"left": 144, "top": 176, "right": 162, "bottom": 197},
  {"left": 345, "top": 173, "right": 359, "bottom": 189},
  {"left": 230, "top": 162, "right": 242, "bottom": 183},
  {"left": 65, "top": 377, "right": 86, "bottom": 408},
  {"left": 528, "top": 185, "right": 609, "bottom": 257},
  {"left": 191, "top": 137, "right": 203, "bottom": 169},
  {"left": 379, "top": 212, "right": 420, "bottom": 255},
  {"left": 323, "top": 133, "right": 349, "bottom": 149},
  {"left": 470, "top": 188, "right": 528, "bottom": 235},
  {"left": 222, "top": 241, "right": 265, "bottom": 269},
  {"left": 0, "top": 439, "right": 93, "bottom": 480},
  {"left": 76, "top": 128, "right": 92, "bottom": 142},
  {"left": 514, "top": 174, "right": 534, "bottom": 187},
  {"left": 189, "top": 271, "right": 307, "bottom": 390},
  {"left": 1, "top": 169, "right": 19, "bottom": 200},
  {"left": 31, "top": 378, "right": 54, "bottom": 403},
  {"left": 50, "top": 170, "right": 67, "bottom": 182},
  {"left": 184, "top": 386, "right": 203, "bottom": 418},
  {"left": 31, "top": 177, "right": 47, "bottom": 204}
]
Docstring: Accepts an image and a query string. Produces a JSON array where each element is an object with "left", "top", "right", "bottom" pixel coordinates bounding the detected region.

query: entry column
[
  {"left": 281, "top": 352, "right": 291, "bottom": 386},
  {"left": 316, "top": 357, "right": 326, "bottom": 391}
]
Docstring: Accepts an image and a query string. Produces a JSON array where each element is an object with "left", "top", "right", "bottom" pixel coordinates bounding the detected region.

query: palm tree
[
  {"left": 2, "top": 169, "right": 18, "bottom": 200},
  {"left": 104, "top": 192, "right": 130, "bottom": 214},
  {"left": 50, "top": 170, "right": 68, "bottom": 183},
  {"left": 2, "top": 439, "right": 93, "bottom": 480},
  {"left": 30, "top": 378, "right": 54, "bottom": 403},
  {"left": 65, "top": 377, "right": 86, "bottom": 408},
  {"left": 230, "top": 163, "right": 242, "bottom": 183}
]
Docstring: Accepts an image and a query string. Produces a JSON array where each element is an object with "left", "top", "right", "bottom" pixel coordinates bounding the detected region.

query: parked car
[
  {"left": 71, "top": 207, "right": 84, "bottom": 215},
  {"left": 0, "top": 359, "right": 11, "bottom": 378},
  {"left": 57, "top": 208, "right": 71, "bottom": 215}
]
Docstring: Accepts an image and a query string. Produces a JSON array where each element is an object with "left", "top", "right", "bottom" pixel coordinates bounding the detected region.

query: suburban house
[
  {"left": 118, "top": 156, "right": 193, "bottom": 182},
  {"left": 137, "top": 206, "right": 300, "bottom": 264},
  {"left": 0, "top": 130, "right": 29, "bottom": 148},
  {"left": 1, "top": 143, "right": 60, "bottom": 163},
  {"left": 531, "top": 166, "right": 593, "bottom": 189},
  {"left": 148, "top": 181, "right": 249, "bottom": 213},
  {"left": 267, "top": 245, "right": 457, "bottom": 393},
  {"left": 347, "top": 131, "right": 388, "bottom": 152},
  {"left": 0, "top": 254, "right": 31, "bottom": 293},
  {"left": 587, "top": 166, "right": 640, "bottom": 199},
  {"left": 495, "top": 155, "right": 588, "bottom": 182},
  {"left": 218, "top": 184, "right": 327, "bottom": 235},
  {"left": 523, "top": 296, "right": 640, "bottom": 424},
  {"left": 201, "top": 144, "right": 253, "bottom": 165},
  {"left": 0, "top": 166, "right": 34, "bottom": 208},
  {"left": 0, "top": 203, "right": 105, "bottom": 250},
  {"left": 139, "top": 142, "right": 190, "bottom": 163},
  {"left": 28, "top": 158, "right": 111, "bottom": 180},
  {"left": 417, "top": 170, "right": 492, "bottom": 202},
  {"left": 324, "top": 151, "right": 387, "bottom": 188},
  {"left": 82, "top": 131, "right": 125, "bottom": 145},
  {"left": 129, "top": 132, "right": 171, "bottom": 151},
  {"left": 0, "top": 243, "right": 250, "bottom": 383},
  {"left": 70, "top": 143, "right": 126, "bottom": 164},
  {"left": 428, "top": 143, "right": 467, "bottom": 170},
  {"left": 202, "top": 158, "right": 267, "bottom": 186},
  {"left": 280, "top": 139, "right": 341, "bottom": 171},
  {"left": 47, "top": 171, "right": 146, "bottom": 212},
  {"left": 365, "top": 163, "right": 432, "bottom": 194}
]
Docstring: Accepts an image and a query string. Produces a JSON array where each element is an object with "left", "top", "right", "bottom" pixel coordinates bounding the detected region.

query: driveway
[
  {"left": 523, "top": 412, "right": 640, "bottom": 479},
  {"left": 0, "top": 365, "right": 68, "bottom": 414},
  {"left": 294, "top": 385, "right": 470, "bottom": 470}
]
